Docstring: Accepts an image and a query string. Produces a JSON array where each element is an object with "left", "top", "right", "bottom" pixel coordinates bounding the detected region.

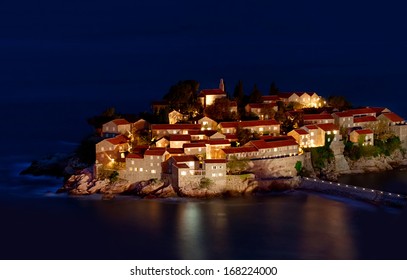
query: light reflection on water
[{"left": 1, "top": 155, "right": 407, "bottom": 259}]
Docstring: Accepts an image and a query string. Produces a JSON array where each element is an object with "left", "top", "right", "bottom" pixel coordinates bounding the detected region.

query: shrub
[{"left": 199, "top": 177, "right": 213, "bottom": 189}]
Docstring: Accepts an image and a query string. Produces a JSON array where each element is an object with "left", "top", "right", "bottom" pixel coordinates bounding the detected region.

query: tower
[{"left": 219, "top": 78, "right": 225, "bottom": 92}]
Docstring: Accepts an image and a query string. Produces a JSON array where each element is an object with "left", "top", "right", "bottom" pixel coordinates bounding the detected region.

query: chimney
[{"left": 219, "top": 78, "right": 225, "bottom": 92}]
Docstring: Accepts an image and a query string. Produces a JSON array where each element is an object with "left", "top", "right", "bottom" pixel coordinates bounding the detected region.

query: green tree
[
  {"left": 227, "top": 156, "right": 250, "bottom": 174},
  {"left": 295, "top": 161, "right": 303, "bottom": 175},
  {"left": 109, "top": 171, "right": 119, "bottom": 183},
  {"left": 199, "top": 177, "right": 213, "bottom": 189},
  {"left": 269, "top": 82, "right": 279, "bottom": 95},
  {"left": 327, "top": 96, "right": 352, "bottom": 110},
  {"left": 233, "top": 80, "right": 245, "bottom": 105},
  {"left": 249, "top": 84, "right": 263, "bottom": 103},
  {"left": 163, "top": 80, "right": 200, "bottom": 114},
  {"left": 236, "top": 127, "right": 259, "bottom": 146},
  {"left": 370, "top": 120, "right": 394, "bottom": 142},
  {"left": 205, "top": 97, "right": 237, "bottom": 121}
]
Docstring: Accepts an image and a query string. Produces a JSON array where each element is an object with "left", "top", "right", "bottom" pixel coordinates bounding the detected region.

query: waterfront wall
[
  {"left": 249, "top": 155, "right": 304, "bottom": 178},
  {"left": 299, "top": 177, "right": 407, "bottom": 207}
]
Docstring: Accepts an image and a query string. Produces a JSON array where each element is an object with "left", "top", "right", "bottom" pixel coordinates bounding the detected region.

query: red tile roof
[
  {"left": 205, "top": 159, "right": 227, "bottom": 164},
  {"left": 303, "top": 114, "right": 334, "bottom": 120},
  {"left": 183, "top": 143, "right": 207, "bottom": 148},
  {"left": 222, "top": 146, "right": 258, "bottom": 154},
  {"left": 145, "top": 149, "right": 167, "bottom": 156},
  {"left": 106, "top": 135, "right": 129, "bottom": 145},
  {"left": 224, "top": 134, "right": 238, "bottom": 140},
  {"left": 380, "top": 112, "right": 404, "bottom": 123},
  {"left": 346, "top": 108, "right": 377, "bottom": 116},
  {"left": 249, "top": 139, "right": 298, "bottom": 150},
  {"left": 317, "top": 123, "right": 339, "bottom": 131},
  {"left": 293, "top": 129, "right": 309, "bottom": 135},
  {"left": 368, "top": 107, "right": 388, "bottom": 114},
  {"left": 169, "top": 134, "right": 192, "bottom": 141},
  {"left": 126, "top": 153, "right": 143, "bottom": 159},
  {"left": 219, "top": 121, "right": 240, "bottom": 128},
  {"left": 167, "top": 148, "right": 184, "bottom": 154},
  {"left": 333, "top": 111, "right": 354, "bottom": 117},
  {"left": 199, "top": 89, "right": 226, "bottom": 96},
  {"left": 240, "top": 120, "right": 280, "bottom": 127},
  {"left": 354, "top": 116, "right": 377, "bottom": 123},
  {"left": 111, "top": 119, "right": 130, "bottom": 125},
  {"left": 152, "top": 124, "right": 201, "bottom": 130},
  {"left": 261, "top": 95, "right": 280, "bottom": 102},
  {"left": 353, "top": 129, "right": 374, "bottom": 135},
  {"left": 260, "top": 135, "right": 295, "bottom": 141},
  {"left": 171, "top": 155, "right": 199, "bottom": 162},
  {"left": 304, "top": 125, "right": 319, "bottom": 130},
  {"left": 206, "top": 139, "right": 230, "bottom": 145}
]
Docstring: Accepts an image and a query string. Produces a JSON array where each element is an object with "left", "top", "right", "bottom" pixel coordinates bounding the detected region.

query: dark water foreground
[{"left": 2, "top": 155, "right": 407, "bottom": 259}]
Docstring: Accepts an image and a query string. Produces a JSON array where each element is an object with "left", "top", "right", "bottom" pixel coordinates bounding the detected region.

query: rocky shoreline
[
  {"left": 58, "top": 168, "right": 300, "bottom": 200},
  {"left": 21, "top": 149, "right": 407, "bottom": 200}
]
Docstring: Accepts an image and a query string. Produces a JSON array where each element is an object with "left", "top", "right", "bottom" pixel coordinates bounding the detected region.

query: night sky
[{"left": 1, "top": 1, "right": 406, "bottom": 151}]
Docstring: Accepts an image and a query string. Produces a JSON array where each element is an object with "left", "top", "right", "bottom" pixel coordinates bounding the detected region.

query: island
[{"left": 24, "top": 79, "right": 407, "bottom": 201}]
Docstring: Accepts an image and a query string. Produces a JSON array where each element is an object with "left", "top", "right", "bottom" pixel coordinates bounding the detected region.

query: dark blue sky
[{"left": 1, "top": 1, "right": 406, "bottom": 148}]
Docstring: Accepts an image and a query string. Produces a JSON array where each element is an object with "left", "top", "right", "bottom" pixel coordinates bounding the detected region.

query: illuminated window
[
  {"left": 212, "top": 173, "right": 216, "bottom": 177},
  {"left": 311, "top": 132, "right": 314, "bottom": 136},
  {"left": 150, "top": 163, "right": 153, "bottom": 167},
  {"left": 131, "top": 160, "right": 134, "bottom": 165},
  {"left": 121, "top": 153, "right": 125, "bottom": 159},
  {"left": 218, "top": 173, "right": 223, "bottom": 176},
  {"left": 181, "top": 171, "right": 187, "bottom": 176},
  {"left": 259, "top": 127, "right": 264, "bottom": 132},
  {"left": 274, "top": 148, "right": 277, "bottom": 152},
  {"left": 101, "top": 147, "right": 105, "bottom": 152},
  {"left": 139, "top": 168, "right": 143, "bottom": 172},
  {"left": 150, "top": 156, "right": 154, "bottom": 160},
  {"left": 151, "top": 170, "right": 156, "bottom": 174},
  {"left": 134, "top": 168, "right": 138, "bottom": 172},
  {"left": 129, "top": 167, "right": 133, "bottom": 171}
]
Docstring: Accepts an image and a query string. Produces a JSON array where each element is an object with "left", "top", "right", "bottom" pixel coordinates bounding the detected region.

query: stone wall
[{"left": 248, "top": 155, "right": 304, "bottom": 178}]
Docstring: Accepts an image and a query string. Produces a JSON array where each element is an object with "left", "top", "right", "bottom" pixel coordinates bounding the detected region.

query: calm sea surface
[{"left": 1, "top": 150, "right": 407, "bottom": 260}]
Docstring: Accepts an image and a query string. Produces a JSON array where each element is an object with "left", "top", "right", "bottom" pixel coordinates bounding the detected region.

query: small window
[
  {"left": 151, "top": 170, "right": 156, "bottom": 174},
  {"left": 131, "top": 160, "right": 135, "bottom": 165},
  {"left": 150, "top": 163, "right": 153, "bottom": 167},
  {"left": 212, "top": 173, "right": 216, "bottom": 177},
  {"left": 150, "top": 156, "right": 154, "bottom": 160},
  {"left": 218, "top": 173, "right": 223, "bottom": 176},
  {"left": 101, "top": 147, "right": 105, "bottom": 152},
  {"left": 212, "top": 166, "right": 217, "bottom": 170},
  {"left": 139, "top": 168, "right": 143, "bottom": 172},
  {"left": 129, "top": 167, "right": 133, "bottom": 171}
]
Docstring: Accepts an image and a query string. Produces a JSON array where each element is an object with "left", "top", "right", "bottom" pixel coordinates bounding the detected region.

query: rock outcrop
[{"left": 343, "top": 150, "right": 407, "bottom": 174}]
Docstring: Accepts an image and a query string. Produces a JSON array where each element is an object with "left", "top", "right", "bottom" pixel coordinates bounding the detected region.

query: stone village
[{"left": 94, "top": 79, "right": 407, "bottom": 192}]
